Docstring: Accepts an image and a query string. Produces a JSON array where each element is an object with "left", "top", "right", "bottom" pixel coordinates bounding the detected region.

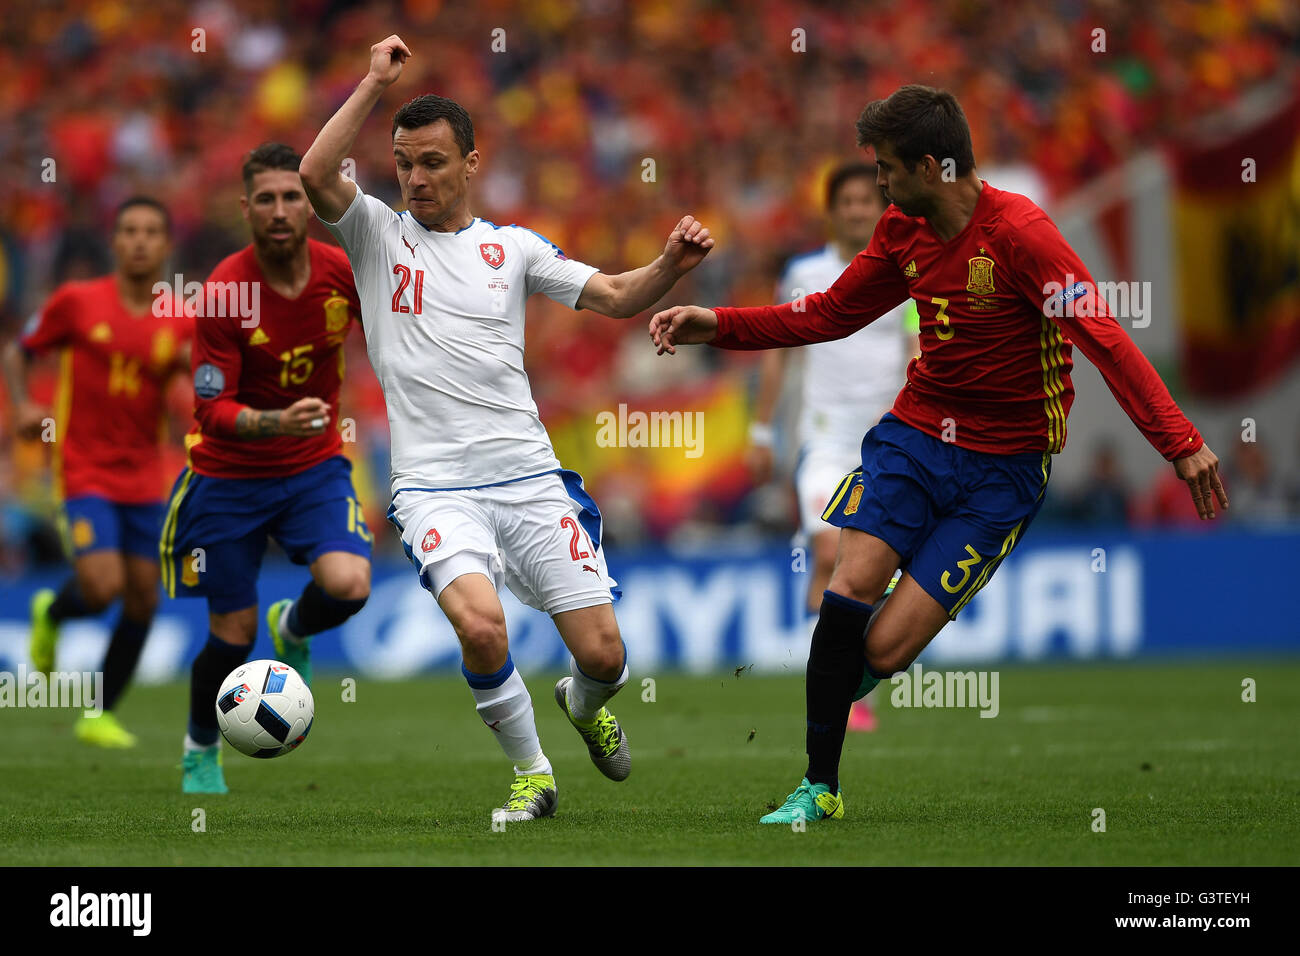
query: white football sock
[
  {"left": 567, "top": 649, "right": 629, "bottom": 723},
  {"left": 183, "top": 734, "right": 215, "bottom": 752},
  {"left": 467, "top": 664, "right": 549, "bottom": 768},
  {"left": 515, "top": 751, "right": 552, "bottom": 776}
]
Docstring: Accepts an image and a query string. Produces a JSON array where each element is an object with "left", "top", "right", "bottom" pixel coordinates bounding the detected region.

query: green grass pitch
[{"left": 2, "top": 661, "right": 1297, "bottom": 865}]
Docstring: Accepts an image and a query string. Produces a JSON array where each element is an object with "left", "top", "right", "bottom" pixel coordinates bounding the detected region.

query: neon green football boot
[
  {"left": 267, "top": 598, "right": 311, "bottom": 687},
  {"left": 29, "top": 588, "right": 59, "bottom": 673},
  {"left": 759, "top": 777, "right": 844, "bottom": 825},
  {"left": 554, "top": 677, "right": 631, "bottom": 781},
  {"left": 181, "top": 744, "right": 228, "bottom": 794},
  {"left": 74, "top": 711, "right": 138, "bottom": 748},
  {"left": 494, "top": 773, "right": 557, "bottom": 822}
]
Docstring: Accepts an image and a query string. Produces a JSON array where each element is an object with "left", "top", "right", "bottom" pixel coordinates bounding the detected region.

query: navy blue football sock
[
  {"left": 188, "top": 633, "right": 253, "bottom": 746},
  {"left": 804, "top": 590, "right": 873, "bottom": 793},
  {"left": 48, "top": 576, "right": 93, "bottom": 623},
  {"left": 101, "top": 613, "right": 151, "bottom": 712},
  {"left": 286, "top": 581, "right": 367, "bottom": 638}
]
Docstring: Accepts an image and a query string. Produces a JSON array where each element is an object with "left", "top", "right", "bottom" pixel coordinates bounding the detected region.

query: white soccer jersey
[
  {"left": 321, "top": 184, "right": 599, "bottom": 494},
  {"left": 777, "top": 244, "right": 910, "bottom": 449}
]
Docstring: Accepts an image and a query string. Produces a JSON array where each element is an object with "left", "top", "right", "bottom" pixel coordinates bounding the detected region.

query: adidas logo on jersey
[
  {"left": 904, "top": 260, "right": 919, "bottom": 278},
  {"left": 249, "top": 328, "right": 270, "bottom": 345}
]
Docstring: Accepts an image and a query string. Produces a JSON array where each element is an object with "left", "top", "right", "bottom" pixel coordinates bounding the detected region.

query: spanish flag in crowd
[
  {"left": 1174, "top": 76, "right": 1300, "bottom": 397},
  {"left": 547, "top": 377, "right": 751, "bottom": 537}
]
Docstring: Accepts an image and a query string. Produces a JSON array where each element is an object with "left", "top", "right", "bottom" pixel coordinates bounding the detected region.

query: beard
[
  {"left": 886, "top": 195, "right": 923, "bottom": 218},
  {"left": 254, "top": 228, "right": 304, "bottom": 261}
]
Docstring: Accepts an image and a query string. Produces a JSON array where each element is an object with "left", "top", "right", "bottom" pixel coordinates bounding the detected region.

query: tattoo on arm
[{"left": 235, "top": 408, "right": 282, "bottom": 438}]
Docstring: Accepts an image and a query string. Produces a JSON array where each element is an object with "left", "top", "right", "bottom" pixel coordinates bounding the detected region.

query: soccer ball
[{"left": 216, "top": 660, "right": 314, "bottom": 758}]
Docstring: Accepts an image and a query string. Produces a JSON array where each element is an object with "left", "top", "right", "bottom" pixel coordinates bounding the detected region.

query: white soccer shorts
[{"left": 387, "top": 470, "right": 618, "bottom": 615}]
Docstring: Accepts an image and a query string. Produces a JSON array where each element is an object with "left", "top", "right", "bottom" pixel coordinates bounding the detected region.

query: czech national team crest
[
  {"left": 422, "top": 528, "right": 441, "bottom": 552},
  {"left": 966, "top": 255, "right": 996, "bottom": 296},
  {"left": 479, "top": 242, "right": 505, "bottom": 270}
]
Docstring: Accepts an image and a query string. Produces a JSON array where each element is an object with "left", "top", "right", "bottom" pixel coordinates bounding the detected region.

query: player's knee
[
  {"left": 122, "top": 585, "right": 159, "bottom": 621},
  {"left": 578, "top": 633, "right": 625, "bottom": 681},
  {"left": 209, "top": 612, "right": 257, "bottom": 646},
  {"left": 452, "top": 607, "right": 507, "bottom": 659},
  {"left": 78, "top": 572, "right": 124, "bottom": 611},
  {"left": 322, "top": 566, "right": 370, "bottom": 603},
  {"left": 826, "top": 569, "right": 880, "bottom": 606}
]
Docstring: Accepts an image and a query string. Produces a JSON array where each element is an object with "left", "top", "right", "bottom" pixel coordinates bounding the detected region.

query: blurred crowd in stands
[{"left": 1, "top": 0, "right": 1298, "bottom": 569}]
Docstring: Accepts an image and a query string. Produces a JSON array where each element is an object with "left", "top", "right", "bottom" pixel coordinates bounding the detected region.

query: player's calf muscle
[
  {"left": 446, "top": 605, "right": 508, "bottom": 671},
  {"left": 553, "top": 604, "right": 623, "bottom": 679},
  {"left": 862, "top": 591, "right": 948, "bottom": 676}
]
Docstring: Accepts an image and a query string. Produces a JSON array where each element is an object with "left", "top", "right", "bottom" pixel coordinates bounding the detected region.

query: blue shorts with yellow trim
[
  {"left": 822, "top": 414, "right": 1051, "bottom": 619},
  {"left": 62, "top": 496, "right": 165, "bottom": 560},
  {"left": 159, "top": 455, "right": 372, "bottom": 613}
]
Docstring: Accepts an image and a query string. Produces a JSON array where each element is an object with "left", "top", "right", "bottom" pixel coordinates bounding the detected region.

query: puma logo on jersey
[
  {"left": 581, "top": 564, "right": 599, "bottom": 575},
  {"left": 401, "top": 235, "right": 416, "bottom": 256}
]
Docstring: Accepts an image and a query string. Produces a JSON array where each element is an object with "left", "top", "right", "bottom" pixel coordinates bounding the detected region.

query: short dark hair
[
  {"left": 391, "top": 94, "right": 475, "bottom": 156},
  {"left": 113, "top": 196, "right": 170, "bottom": 234},
  {"left": 825, "top": 162, "right": 880, "bottom": 210},
  {"left": 855, "top": 85, "right": 975, "bottom": 176},
  {"left": 241, "top": 142, "right": 302, "bottom": 193}
]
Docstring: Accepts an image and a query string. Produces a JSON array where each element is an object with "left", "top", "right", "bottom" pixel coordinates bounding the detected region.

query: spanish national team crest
[
  {"left": 966, "top": 255, "right": 996, "bottom": 296},
  {"left": 71, "top": 517, "right": 95, "bottom": 550},
  {"left": 845, "top": 484, "right": 864, "bottom": 516},
  {"left": 323, "top": 293, "right": 350, "bottom": 332},
  {"left": 422, "top": 528, "right": 441, "bottom": 552},
  {"left": 479, "top": 243, "right": 505, "bottom": 270}
]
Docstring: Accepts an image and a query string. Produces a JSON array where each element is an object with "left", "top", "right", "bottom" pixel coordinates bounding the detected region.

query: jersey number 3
[
  {"left": 392, "top": 265, "right": 425, "bottom": 315},
  {"left": 931, "top": 296, "right": 954, "bottom": 341}
]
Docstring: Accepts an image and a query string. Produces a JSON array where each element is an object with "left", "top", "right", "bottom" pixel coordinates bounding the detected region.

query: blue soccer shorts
[
  {"left": 160, "top": 455, "right": 373, "bottom": 612},
  {"left": 821, "top": 414, "right": 1051, "bottom": 619},
  {"left": 61, "top": 496, "right": 166, "bottom": 561}
]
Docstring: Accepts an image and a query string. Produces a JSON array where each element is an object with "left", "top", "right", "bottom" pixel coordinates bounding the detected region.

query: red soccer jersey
[
  {"left": 713, "top": 182, "right": 1202, "bottom": 461},
  {"left": 20, "top": 276, "right": 192, "bottom": 503},
  {"left": 186, "top": 240, "right": 362, "bottom": 478}
]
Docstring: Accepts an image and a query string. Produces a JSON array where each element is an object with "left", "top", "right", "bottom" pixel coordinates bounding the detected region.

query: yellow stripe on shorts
[
  {"left": 821, "top": 471, "right": 861, "bottom": 521},
  {"left": 159, "top": 469, "right": 194, "bottom": 596}
]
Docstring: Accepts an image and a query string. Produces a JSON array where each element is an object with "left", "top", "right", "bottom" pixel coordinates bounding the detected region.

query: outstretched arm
[
  {"left": 300, "top": 35, "right": 411, "bottom": 223},
  {"left": 649, "top": 250, "right": 909, "bottom": 354},
  {"left": 577, "top": 216, "right": 714, "bottom": 318}
]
